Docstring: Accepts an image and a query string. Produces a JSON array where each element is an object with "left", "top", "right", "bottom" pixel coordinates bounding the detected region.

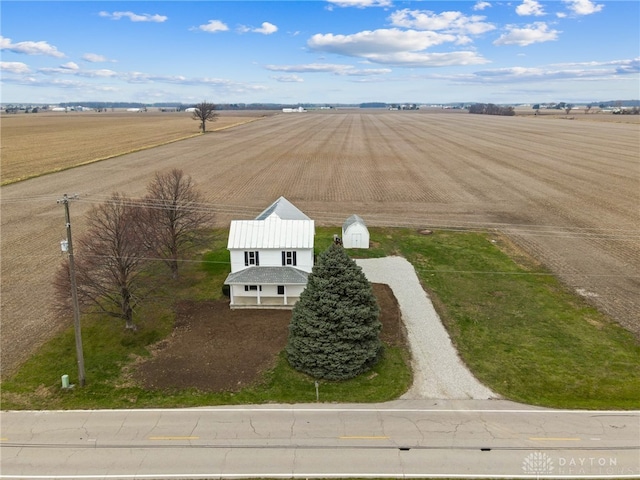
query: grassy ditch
[{"left": 1, "top": 228, "right": 638, "bottom": 410}]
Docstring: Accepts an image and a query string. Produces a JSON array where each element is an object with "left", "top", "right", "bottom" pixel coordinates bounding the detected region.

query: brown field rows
[
  {"left": 1, "top": 110, "right": 639, "bottom": 378},
  {"left": 0, "top": 110, "right": 268, "bottom": 185}
]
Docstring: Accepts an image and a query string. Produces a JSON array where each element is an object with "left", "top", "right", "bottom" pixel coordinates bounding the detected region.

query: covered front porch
[{"left": 224, "top": 266, "right": 309, "bottom": 310}]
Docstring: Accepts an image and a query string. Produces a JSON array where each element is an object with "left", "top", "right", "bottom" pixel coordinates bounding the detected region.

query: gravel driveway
[{"left": 357, "top": 256, "right": 496, "bottom": 400}]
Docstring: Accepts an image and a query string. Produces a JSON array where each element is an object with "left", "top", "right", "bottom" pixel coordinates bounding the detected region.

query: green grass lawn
[
  {"left": 2, "top": 227, "right": 638, "bottom": 410},
  {"left": 350, "top": 228, "right": 640, "bottom": 409}
]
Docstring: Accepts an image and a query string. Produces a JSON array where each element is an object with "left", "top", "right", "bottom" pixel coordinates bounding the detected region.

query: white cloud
[
  {"left": 550, "top": 57, "right": 640, "bottom": 74},
  {"left": 265, "top": 63, "right": 353, "bottom": 73},
  {"left": 60, "top": 62, "right": 79, "bottom": 71},
  {"left": 119, "top": 72, "right": 268, "bottom": 93},
  {"left": 0, "top": 35, "right": 64, "bottom": 57},
  {"left": 307, "top": 28, "right": 488, "bottom": 67},
  {"left": 344, "top": 67, "right": 394, "bottom": 76},
  {"left": 362, "top": 50, "right": 489, "bottom": 67},
  {"left": 309, "top": 29, "right": 457, "bottom": 56},
  {"left": 326, "top": 0, "right": 393, "bottom": 8},
  {"left": 473, "top": 2, "right": 492, "bottom": 11},
  {"left": 198, "top": 20, "right": 229, "bottom": 33},
  {"left": 39, "top": 65, "right": 118, "bottom": 77},
  {"left": 1, "top": 61, "right": 31, "bottom": 74},
  {"left": 474, "top": 66, "right": 547, "bottom": 80},
  {"left": 264, "top": 63, "right": 392, "bottom": 76},
  {"left": 389, "top": 9, "right": 495, "bottom": 35},
  {"left": 239, "top": 22, "right": 278, "bottom": 35},
  {"left": 82, "top": 53, "right": 110, "bottom": 63},
  {"left": 447, "top": 59, "right": 639, "bottom": 84},
  {"left": 81, "top": 69, "right": 119, "bottom": 78},
  {"left": 562, "top": 0, "right": 604, "bottom": 15},
  {"left": 99, "top": 11, "right": 167, "bottom": 22},
  {"left": 494, "top": 22, "right": 560, "bottom": 46},
  {"left": 614, "top": 57, "right": 640, "bottom": 74},
  {"left": 516, "top": 0, "right": 546, "bottom": 16},
  {"left": 271, "top": 74, "right": 304, "bottom": 83}
]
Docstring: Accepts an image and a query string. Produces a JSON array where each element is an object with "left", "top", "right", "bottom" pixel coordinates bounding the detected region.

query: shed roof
[
  {"left": 343, "top": 214, "right": 366, "bottom": 230},
  {"left": 256, "top": 196, "right": 310, "bottom": 221},
  {"left": 225, "top": 266, "right": 309, "bottom": 285},
  {"left": 228, "top": 217, "right": 315, "bottom": 249}
]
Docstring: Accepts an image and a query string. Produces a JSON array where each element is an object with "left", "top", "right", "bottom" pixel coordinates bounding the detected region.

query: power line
[
  {"left": 3, "top": 193, "right": 638, "bottom": 235},
  {"left": 3, "top": 193, "right": 639, "bottom": 244}
]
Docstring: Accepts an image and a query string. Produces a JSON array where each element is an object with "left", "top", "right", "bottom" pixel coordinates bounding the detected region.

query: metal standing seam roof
[
  {"left": 227, "top": 217, "right": 315, "bottom": 249},
  {"left": 225, "top": 266, "right": 309, "bottom": 285},
  {"left": 343, "top": 214, "right": 366, "bottom": 230}
]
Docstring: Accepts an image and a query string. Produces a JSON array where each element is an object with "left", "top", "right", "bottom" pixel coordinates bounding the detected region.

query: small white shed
[{"left": 342, "top": 214, "right": 369, "bottom": 249}]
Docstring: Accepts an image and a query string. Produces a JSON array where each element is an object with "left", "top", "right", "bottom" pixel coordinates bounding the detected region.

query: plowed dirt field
[{"left": 1, "top": 110, "right": 638, "bottom": 378}]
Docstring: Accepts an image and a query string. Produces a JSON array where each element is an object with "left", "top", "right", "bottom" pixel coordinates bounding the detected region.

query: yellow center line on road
[
  {"left": 529, "top": 437, "right": 581, "bottom": 441},
  {"left": 148, "top": 436, "right": 199, "bottom": 441}
]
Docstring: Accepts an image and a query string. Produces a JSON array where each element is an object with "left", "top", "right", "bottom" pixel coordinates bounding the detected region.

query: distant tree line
[
  {"left": 531, "top": 101, "right": 640, "bottom": 115},
  {"left": 52, "top": 102, "right": 329, "bottom": 111},
  {"left": 468, "top": 103, "right": 515, "bottom": 116},
  {"left": 360, "top": 102, "right": 388, "bottom": 109},
  {"left": 596, "top": 100, "right": 640, "bottom": 108},
  {"left": 60, "top": 102, "right": 148, "bottom": 110}
]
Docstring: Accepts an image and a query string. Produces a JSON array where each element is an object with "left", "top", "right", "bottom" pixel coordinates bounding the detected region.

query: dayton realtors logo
[
  {"left": 522, "top": 452, "right": 554, "bottom": 475},
  {"left": 522, "top": 453, "right": 637, "bottom": 476}
]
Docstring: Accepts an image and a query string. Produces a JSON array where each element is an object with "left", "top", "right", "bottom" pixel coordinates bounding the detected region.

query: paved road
[{"left": 2, "top": 401, "right": 639, "bottom": 479}]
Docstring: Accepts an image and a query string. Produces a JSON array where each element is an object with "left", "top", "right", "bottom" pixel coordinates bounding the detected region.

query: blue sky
[{"left": 1, "top": 0, "right": 638, "bottom": 104}]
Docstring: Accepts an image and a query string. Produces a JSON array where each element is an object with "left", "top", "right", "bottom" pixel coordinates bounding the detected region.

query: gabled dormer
[{"left": 255, "top": 196, "right": 311, "bottom": 221}]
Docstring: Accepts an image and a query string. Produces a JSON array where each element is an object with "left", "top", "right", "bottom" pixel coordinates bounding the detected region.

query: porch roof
[{"left": 224, "top": 266, "right": 309, "bottom": 285}]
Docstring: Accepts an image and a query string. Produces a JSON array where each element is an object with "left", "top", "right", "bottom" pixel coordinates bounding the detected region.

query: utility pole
[{"left": 57, "top": 194, "right": 86, "bottom": 387}]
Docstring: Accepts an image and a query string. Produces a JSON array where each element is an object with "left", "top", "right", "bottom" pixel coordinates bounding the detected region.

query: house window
[
  {"left": 277, "top": 285, "right": 285, "bottom": 295},
  {"left": 281, "top": 251, "right": 297, "bottom": 266},
  {"left": 244, "top": 285, "right": 262, "bottom": 292},
  {"left": 244, "top": 251, "right": 259, "bottom": 266}
]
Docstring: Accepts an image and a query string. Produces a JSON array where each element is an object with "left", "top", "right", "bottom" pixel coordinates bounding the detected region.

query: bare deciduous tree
[
  {"left": 54, "top": 193, "right": 150, "bottom": 330},
  {"left": 144, "top": 169, "right": 213, "bottom": 279},
  {"left": 191, "top": 101, "right": 218, "bottom": 132},
  {"left": 565, "top": 104, "right": 574, "bottom": 115}
]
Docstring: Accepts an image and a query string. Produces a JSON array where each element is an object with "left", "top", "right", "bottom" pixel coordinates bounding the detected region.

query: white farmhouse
[
  {"left": 342, "top": 214, "right": 369, "bottom": 249},
  {"left": 224, "top": 197, "right": 314, "bottom": 308}
]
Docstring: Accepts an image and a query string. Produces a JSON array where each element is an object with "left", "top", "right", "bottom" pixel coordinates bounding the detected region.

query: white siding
[
  {"left": 230, "top": 248, "right": 314, "bottom": 273},
  {"left": 343, "top": 223, "right": 370, "bottom": 249}
]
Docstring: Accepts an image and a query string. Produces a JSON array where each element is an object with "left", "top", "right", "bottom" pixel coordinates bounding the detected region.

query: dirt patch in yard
[{"left": 133, "top": 284, "right": 404, "bottom": 392}]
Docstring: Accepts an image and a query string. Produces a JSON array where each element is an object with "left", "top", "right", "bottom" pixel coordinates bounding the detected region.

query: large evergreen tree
[{"left": 286, "top": 243, "right": 382, "bottom": 380}]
